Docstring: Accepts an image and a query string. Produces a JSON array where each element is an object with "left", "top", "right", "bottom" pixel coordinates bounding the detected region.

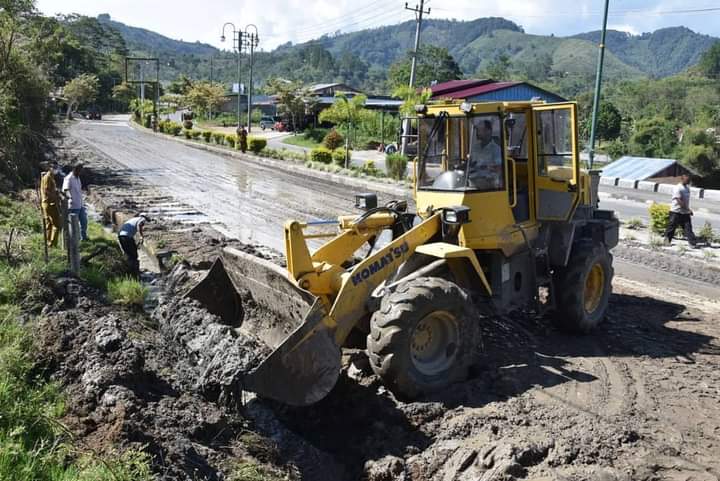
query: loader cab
[{"left": 413, "top": 101, "right": 582, "bottom": 256}]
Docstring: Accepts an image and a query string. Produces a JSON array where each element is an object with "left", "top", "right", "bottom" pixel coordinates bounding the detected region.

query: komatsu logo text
[{"left": 351, "top": 242, "right": 410, "bottom": 286}]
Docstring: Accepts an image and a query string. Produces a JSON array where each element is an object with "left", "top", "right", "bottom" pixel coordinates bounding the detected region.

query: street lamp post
[
  {"left": 242, "top": 25, "right": 259, "bottom": 133},
  {"left": 221, "top": 22, "right": 243, "bottom": 131}
]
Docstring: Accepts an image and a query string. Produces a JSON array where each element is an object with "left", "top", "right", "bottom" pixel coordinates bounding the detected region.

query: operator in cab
[{"left": 468, "top": 119, "right": 503, "bottom": 189}]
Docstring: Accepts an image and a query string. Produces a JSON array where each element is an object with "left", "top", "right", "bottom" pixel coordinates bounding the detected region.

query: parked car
[
  {"left": 259, "top": 116, "right": 276, "bottom": 130},
  {"left": 86, "top": 107, "right": 102, "bottom": 120}
]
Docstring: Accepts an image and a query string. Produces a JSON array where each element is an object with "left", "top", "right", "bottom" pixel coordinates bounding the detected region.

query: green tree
[
  {"left": 484, "top": 54, "right": 511, "bottom": 80},
  {"left": 388, "top": 45, "right": 462, "bottom": 89},
  {"left": 392, "top": 85, "right": 433, "bottom": 117},
  {"left": 629, "top": 116, "right": 678, "bottom": 158},
  {"left": 266, "top": 78, "right": 314, "bottom": 132},
  {"left": 183, "top": 81, "right": 225, "bottom": 118},
  {"left": 698, "top": 41, "right": 720, "bottom": 79},
  {"left": 594, "top": 101, "right": 623, "bottom": 141},
  {"left": 64, "top": 73, "right": 99, "bottom": 118},
  {"left": 319, "top": 93, "right": 372, "bottom": 166}
]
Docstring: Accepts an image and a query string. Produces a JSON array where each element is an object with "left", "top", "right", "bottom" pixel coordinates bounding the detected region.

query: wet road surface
[{"left": 69, "top": 117, "right": 385, "bottom": 251}]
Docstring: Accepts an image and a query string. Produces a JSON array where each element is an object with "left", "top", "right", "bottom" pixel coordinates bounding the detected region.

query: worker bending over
[{"left": 118, "top": 213, "right": 149, "bottom": 276}]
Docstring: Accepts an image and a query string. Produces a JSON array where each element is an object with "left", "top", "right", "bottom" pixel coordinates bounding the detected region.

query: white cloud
[{"left": 35, "top": 0, "right": 719, "bottom": 50}]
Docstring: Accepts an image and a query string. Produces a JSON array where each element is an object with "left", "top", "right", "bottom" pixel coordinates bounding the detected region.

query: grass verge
[
  {"left": 281, "top": 135, "right": 320, "bottom": 149},
  {"left": 0, "top": 193, "right": 152, "bottom": 480},
  {"left": 107, "top": 276, "right": 148, "bottom": 306}
]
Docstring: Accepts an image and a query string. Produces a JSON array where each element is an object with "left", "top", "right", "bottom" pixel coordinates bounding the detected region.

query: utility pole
[
  {"left": 242, "top": 26, "right": 259, "bottom": 132},
  {"left": 588, "top": 0, "right": 610, "bottom": 170},
  {"left": 401, "top": 0, "right": 430, "bottom": 155},
  {"left": 221, "top": 22, "right": 243, "bottom": 130}
]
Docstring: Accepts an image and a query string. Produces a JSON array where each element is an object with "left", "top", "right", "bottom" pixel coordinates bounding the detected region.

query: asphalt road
[{"left": 69, "top": 116, "right": 380, "bottom": 251}]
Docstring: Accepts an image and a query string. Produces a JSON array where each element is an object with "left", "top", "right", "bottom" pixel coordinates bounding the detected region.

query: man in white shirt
[
  {"left": 62, "top": 163, "right": 88, "bottom": 241},
  {"left": 664, "top": 173, "right": 697, "bottom": 247},
  {"left": 118, "top": 213, "right": 149, "bottom": 276},
  {"left": 469, "top": 119, "right": 503, "bottom": 189}
]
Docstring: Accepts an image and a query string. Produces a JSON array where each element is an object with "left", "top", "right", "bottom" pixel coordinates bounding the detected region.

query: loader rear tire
[
  {"left": 552, "top": 241, "right": 613, "bottom": 334},
  {"left": 367, "top": 277, "right": 480, "bottom": 399}
]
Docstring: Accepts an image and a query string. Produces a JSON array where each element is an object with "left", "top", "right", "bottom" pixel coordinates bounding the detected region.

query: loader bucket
[{"left": 186, "top": 247, "right": 342, "bottom": 406}]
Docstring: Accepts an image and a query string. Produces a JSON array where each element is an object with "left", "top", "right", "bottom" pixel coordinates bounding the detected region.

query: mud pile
[{"left": 35, "top": 282, "right": 295, "bottom": 481}]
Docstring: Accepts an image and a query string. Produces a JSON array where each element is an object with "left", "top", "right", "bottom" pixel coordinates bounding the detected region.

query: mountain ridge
[{"left": 96, "top": 14, "right": 717, "bottom": 90}]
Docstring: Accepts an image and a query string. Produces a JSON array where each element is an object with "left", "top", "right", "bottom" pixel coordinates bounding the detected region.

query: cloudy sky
[{"left": 36, "top": 0, "right": 720, "bottom": 51}]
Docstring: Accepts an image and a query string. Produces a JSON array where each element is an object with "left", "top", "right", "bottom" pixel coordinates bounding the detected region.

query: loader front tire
[
  {"left": 367, "top": 277, "right": 480, "bottom": 399},
  {"left": 552, "top": 242, "right": 613, "bottom": 334}
]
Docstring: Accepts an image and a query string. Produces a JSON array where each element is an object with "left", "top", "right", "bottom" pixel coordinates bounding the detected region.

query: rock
[{"left": 365, "top": 455, "right": 406, "bottom": 481}]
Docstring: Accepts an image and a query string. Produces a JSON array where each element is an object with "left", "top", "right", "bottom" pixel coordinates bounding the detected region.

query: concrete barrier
[
  {"left": 599, "top": 176, "right": 618, "bottom": 186},
  {"left": 657, "top": 183, "right": 675, "bottom": 195},
  {"left": 689, "top": 187, "right": 704, "bottom": 199},
  {"left": 703, "top": 189, "right": 720, "bottom": 202},
  {"left": 617, "top": 178, "right": 638, "bottom": 189},
  {"left": 636, "top": 181, "right": 657, "bottom": 192}
]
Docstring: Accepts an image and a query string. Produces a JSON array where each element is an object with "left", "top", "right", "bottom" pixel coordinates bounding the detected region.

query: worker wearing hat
[{"left": 118, "top": 212, "right": 150, "bottom": 276}]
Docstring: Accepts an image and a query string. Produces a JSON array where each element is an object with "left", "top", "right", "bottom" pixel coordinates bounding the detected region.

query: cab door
[{"left": 531, "top": 103, "right": 580, "bottom": 221}]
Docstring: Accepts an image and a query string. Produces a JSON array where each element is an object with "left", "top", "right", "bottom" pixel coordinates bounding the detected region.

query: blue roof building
[{"left": 600, "top": 156, "right": 694, "bottom": 180}]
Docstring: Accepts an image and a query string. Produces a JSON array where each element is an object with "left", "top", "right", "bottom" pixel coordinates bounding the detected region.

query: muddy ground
[{"left": 39, "top": 131, "right": 720, "bottom": 481}]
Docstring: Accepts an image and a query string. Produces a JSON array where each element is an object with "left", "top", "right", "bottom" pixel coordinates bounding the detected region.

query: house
[
  {"left": 428, "top": 79, "right": 566, "bottom": 103},
  {"left": 308, "top": 83, "right": 362, "bottom": 96},
  {"left": 217, "top": 94, "right": 276, "bottom": 116},
  {"left": 600, "top": 156, "right": 695, "bottom": 181}
]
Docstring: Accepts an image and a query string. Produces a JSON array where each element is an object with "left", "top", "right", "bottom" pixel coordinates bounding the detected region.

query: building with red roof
[{"left": 428, "top": 79, "right": 566, "bottom": 103}]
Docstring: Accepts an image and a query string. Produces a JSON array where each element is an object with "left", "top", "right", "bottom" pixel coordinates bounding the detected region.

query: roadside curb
[
  {"left": 601, "top": 175, "right": 717, "bottom": 201},
  {"left": 128, "top": 121, "right": 411, "bottom": 199}
]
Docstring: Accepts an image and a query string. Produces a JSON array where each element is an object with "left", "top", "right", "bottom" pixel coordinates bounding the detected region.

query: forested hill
[
  {"left": 96, "top": 14, "right": 717, "bottom": 91},
  {"left": 572, "top": 27, "right": 718, "bottom": 78}
]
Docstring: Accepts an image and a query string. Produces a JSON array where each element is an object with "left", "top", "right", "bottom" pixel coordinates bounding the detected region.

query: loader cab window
[
  {"left": 536, "top": 109, "right": 574, "bottom": 176},
  {"left": 417, "top": 114, "right": 505, "bottom": 192}
]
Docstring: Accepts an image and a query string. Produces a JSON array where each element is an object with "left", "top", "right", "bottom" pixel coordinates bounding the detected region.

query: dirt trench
[{"left": 41, "top": 129, "right": 720, "bottom": 481}]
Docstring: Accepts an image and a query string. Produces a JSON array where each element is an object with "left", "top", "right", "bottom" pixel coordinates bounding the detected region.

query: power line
[
  {"left": 288, "top": 0, "right": 390, "bottom": 35},
  {"left": 292, "top": 8, "right": 405, "bottom": 44},
  {"left": 430, "top": 5, "right": 720, "bottom": 18}
]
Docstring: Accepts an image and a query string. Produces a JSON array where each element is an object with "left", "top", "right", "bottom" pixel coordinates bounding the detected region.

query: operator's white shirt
[
  {"left": 470, "top": 140, "right": 502, "bottom": 168},
  {"left": 62, "top": 172, "right": 83, "bottom": 210}
]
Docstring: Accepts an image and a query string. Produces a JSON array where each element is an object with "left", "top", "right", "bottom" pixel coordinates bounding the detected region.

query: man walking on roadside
[
  {"left": 118, "top": 213, "right": 149, "bottom": 276},
  {"left": 40, "top": 162, "right": 62, "bottom": 247},
  {"left": 665, "top": 173, "right": 697, "bottom": 247},
  {"left": 237, "top": 125, "right": 248, "bottom": 153},
  {"left": 62, "top": 163, "right": 88, "bottom": 241}
]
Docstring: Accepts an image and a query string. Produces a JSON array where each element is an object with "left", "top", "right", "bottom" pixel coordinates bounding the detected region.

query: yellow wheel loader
[{"left": 187, "top": 100, "right": 619, "bottom": 406}]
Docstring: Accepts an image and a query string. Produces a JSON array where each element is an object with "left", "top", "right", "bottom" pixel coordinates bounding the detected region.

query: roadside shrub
[
  {"left": 332, "top": 148, "right": 351, "bottom": 166},
  {"left": 303, "top": 127, "right": 329, "bottom": 143},
  {"left": 143, "top": 113, "right": 152, "bottom": 128},
  {"left": 310, "top": 147, "right": 333, "bottom": 164},
  {"left": 157, "top": 119, "right": 168, "bottom": 133},
  {"left": 648, "top": 202, "right": 670, "bottom": 235},
  {"left": 386, "top": 153, "right": 408, "bottom": 180},
  {"left": 190, "top": 130, "right": 202, "bottom": 140},
  {"left": 323, "top": 129, "right": 344, "bottom": 150},
  {"left": 107, "top": 277, "right": 148, "bottom": 306},
  {"left": 183, "top": 129, "right": 192, "bottom": 139},
  {"left": 698, "top": 221, "right": 715, "bottom": 243},
  {"left": 202, "top": 131, "right": 212, "bottom": 143},
  {"left": 183, "top": 119, "right": 193, "bottom": 130},
  {"left": 212, "top": 132, "right": 225, "bottom": 145},
  {"left": 624, "top": 218, "right": 644, "bottom": 230},
  {"left": 226, "top": 134, "right": 237, "bottom": 148},
  {"left": 169, "top": 122, "right": 182, "bottom": 136},
  {"left": 248, "top": 137, "right": 267, "bottom": 153},
  {"left": 362, "top": 160, "right": 380, "bottom": 176}
]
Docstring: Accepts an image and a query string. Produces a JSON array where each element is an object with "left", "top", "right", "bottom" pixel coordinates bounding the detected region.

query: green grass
[
  {"left": 282, "top": 135, "right": 320, "bottom": 149},
  {"left": 107, "top": 277, "right": 148, "bottom": 306},
  {"left": 624, "top": 218, "right": 644, "bottom": 230},
  {"left": 0, "top": 194, "right": 153, "bottom": 480},
  {"left": 230, "top": 462, "right": 287, "bottom": 481}
]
